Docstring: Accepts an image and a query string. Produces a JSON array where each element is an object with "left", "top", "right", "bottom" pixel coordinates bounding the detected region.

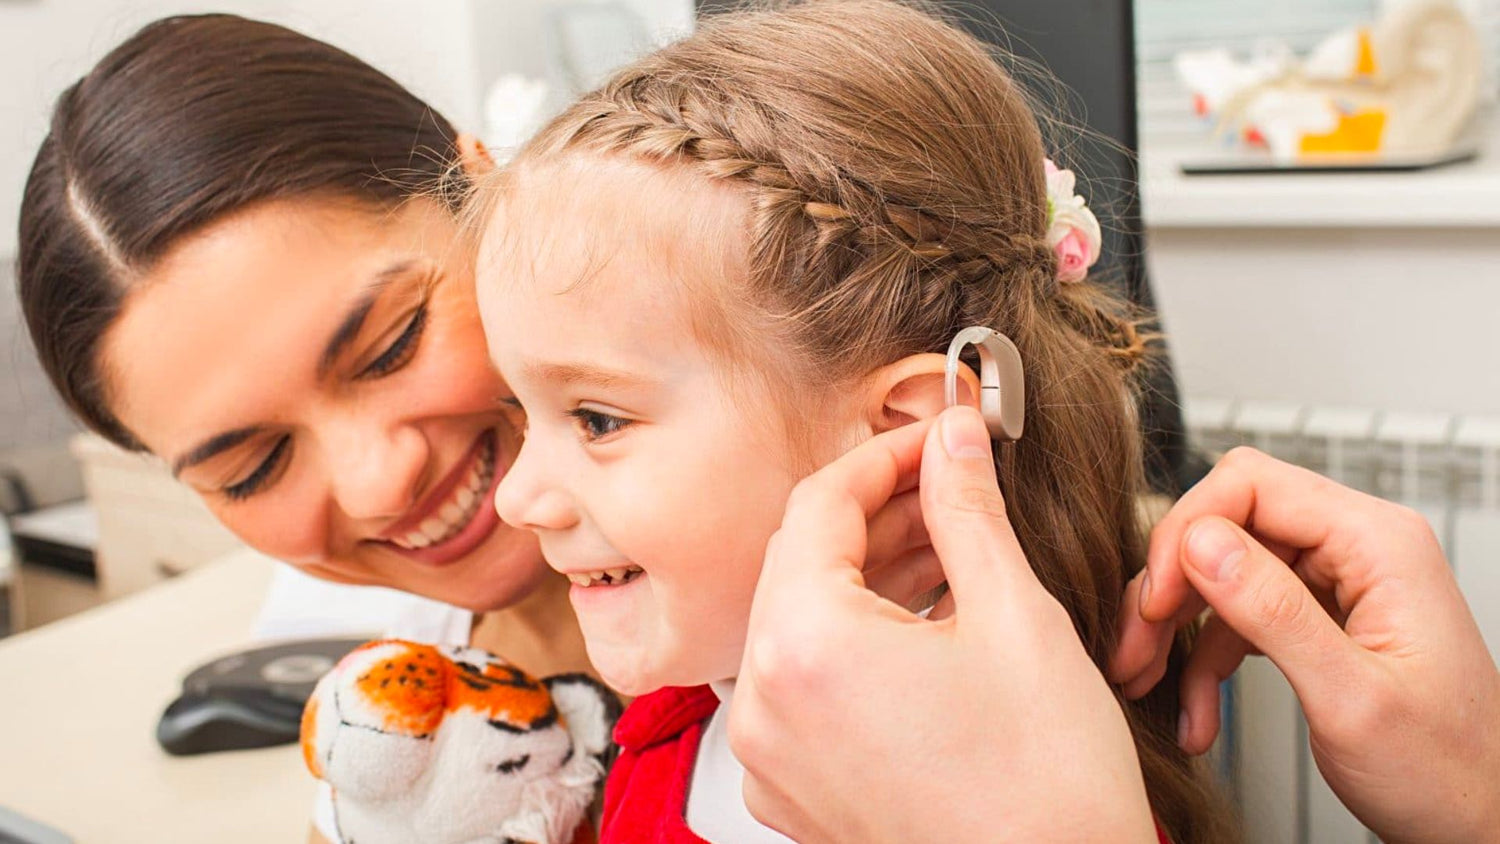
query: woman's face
[{"left": 103, "top": 196, "right": 542, "bottom": 611}]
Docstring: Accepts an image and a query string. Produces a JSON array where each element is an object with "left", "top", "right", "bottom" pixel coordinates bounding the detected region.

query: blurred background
[{"left": 1, "top": 1, "right": 1497, "bottom": 843}]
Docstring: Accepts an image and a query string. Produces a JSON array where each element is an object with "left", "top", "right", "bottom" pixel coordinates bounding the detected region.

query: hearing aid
[{"left": 944, "top": 326, "right": 1024, "bottom": 441}]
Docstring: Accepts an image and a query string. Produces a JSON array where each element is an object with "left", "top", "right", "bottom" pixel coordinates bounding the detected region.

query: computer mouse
[
  {"left": 156, "top": 689, "right": 306, "bottom": 755},
  {"left": 156, "top": 637, "right": 366, "bottom": 756}
]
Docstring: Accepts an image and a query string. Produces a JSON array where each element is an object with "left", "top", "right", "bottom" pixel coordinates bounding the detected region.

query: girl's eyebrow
[
  {"left": 317, "top": 259, "right": 420, "bottom": 378},
  {"left": 525, "top": 362, "right": 654, "bottom": 391}
]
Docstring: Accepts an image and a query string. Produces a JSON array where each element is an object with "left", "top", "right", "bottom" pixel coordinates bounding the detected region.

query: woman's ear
[
  {"left": 862, "top": 353, "right": 980, "bottom": 435},
  {"left": 456, "top": 133, "right": 497, "bottom": 179}
]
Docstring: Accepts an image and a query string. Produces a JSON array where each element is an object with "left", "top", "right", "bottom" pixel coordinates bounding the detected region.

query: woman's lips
[
  {"left": 379, "top": 429, "right": 510, "bottom": 567},
  {"left": 388, "top": 435, "right": 495, "bottom": 550}
]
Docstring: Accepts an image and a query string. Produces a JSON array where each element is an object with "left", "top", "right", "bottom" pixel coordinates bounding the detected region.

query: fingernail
[
  {"left": 941, "top": 407, "right": 992, "bottom": 460},
  {"left": 1176, "top": 710, "right": 1191, "bottom": 749},
  {"left": 1184, "top": 519, "right": 1246, "bottom": 583},
  {"left": 1137, "top": 569, "right": 1153, "bottom": 616}
]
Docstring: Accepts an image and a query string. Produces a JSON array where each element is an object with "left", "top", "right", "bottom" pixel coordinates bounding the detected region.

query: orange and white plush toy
[{"left": 301, "top": 640, "right": 618, "bottom": 844}]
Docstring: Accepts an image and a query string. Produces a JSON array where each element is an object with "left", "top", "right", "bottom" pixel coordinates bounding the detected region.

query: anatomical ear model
[{"left": 1176, "top": 0, "right": 1483, "bottom": 163}]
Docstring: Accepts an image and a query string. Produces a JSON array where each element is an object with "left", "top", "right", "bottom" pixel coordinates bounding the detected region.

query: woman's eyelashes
[
  {"left": 357, "top": 303, "right": 428, "bottom": 380},
  {"left": 222, "top": 303, "right": 429, "bottom": 503},
  {"left": 223, "top": 435, "right": 292, "bottom": 501},
  {"left": 567, "top": 407, "right": 632, "bottom": 442}
]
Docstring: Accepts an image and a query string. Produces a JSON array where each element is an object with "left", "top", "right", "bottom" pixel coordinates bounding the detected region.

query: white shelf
[{"left": 1140, "top": 117, "right": 1500, "bottom": 229}]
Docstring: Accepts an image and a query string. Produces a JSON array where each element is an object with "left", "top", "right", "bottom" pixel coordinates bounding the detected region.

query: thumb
[
  {"left": 919, "top": 406, "right": 1038, "bottom": 610},
  {"left": 1179, "top": 516, "right": 1365, "bottom": 710}
]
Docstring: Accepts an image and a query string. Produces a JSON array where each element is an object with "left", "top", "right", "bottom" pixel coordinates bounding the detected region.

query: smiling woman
[{"left": 15, "top": 6, "right": 595, "bottom": 790}]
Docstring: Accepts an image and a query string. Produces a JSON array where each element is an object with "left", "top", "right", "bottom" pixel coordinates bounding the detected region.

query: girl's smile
[{"left": 477, "top": 156, "right": 809, "bottom": 696}]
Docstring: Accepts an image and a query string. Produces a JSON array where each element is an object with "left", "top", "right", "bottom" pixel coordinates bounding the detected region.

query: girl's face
[
  {"left": 104, "top": 197, "right": 546, "bottom": 612},
  {"left": 477, "top": 158, "right": 835, "bottom": 695}
]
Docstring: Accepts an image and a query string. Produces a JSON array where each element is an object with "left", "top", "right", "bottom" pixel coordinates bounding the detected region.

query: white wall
[
  {"left": 1148, "top": 225, "right": 1500, "bottom": 419},
  {"left": 0, "top": 0, "right": 694, "bottom": 261}
]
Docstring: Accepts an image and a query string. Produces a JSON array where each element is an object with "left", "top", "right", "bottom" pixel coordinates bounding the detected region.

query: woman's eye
[
  {"left": 567, "top": 408, "right": 631, "bottom": 442},
  {"left": 358, "top": 304, "right": 428, "bottom": 379},
  {"left": 223, "top": 436, "right": 292, "bottom": 501}
]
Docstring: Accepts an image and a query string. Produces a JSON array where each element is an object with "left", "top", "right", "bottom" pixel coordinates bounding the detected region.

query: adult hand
[
  {"left": 729, "top": 407, "right": 1156, "bottom": 843},
  {"left": 1111, "top": 447, "right": 1500, "bottom": 844}
]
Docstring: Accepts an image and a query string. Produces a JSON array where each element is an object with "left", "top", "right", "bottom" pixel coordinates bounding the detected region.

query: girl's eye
[
  {"left": 567, "top": 408, "right": 631, "bottom": 443},
  {"left": 223, "top": 436, "right": 292, "bottom": 501},
  {"left": 358, "top": 304, "right": 428, "bottom": 379}
]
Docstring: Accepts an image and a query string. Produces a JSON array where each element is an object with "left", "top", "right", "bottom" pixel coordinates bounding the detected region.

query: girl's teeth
[{"left": 567, "top": 566, "right": 645, "bottom": 587}]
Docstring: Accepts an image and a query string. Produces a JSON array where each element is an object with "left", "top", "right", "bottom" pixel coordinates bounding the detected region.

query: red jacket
[
  {"left": 601, "top": 685, "right": 720, "bottom": 843},
  {"left": 600, "top": 685, "right": 1173, "bottom": 844}
]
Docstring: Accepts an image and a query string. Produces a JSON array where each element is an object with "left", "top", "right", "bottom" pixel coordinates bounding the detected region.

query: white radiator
[{"left": 1184, "top": 398, "right": 1500, "bottom": 844}]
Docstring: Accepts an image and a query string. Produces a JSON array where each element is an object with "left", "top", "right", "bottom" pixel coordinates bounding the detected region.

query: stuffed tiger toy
[{"left": 301, "top": 640, "right": 619, "bottom": 844}]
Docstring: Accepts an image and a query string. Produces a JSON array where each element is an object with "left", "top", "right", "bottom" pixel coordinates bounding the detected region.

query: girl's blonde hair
[{"left": 493, "top": 1, "right": 1235, "bottom": 839}]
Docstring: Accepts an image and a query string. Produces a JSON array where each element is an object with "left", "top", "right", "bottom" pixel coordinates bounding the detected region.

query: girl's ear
[
  {"left": 456, "top": 133, "right": 497, "bottom": 179},
  {"left": 862, "top": 353, "right": 979, "bottom": 435}
]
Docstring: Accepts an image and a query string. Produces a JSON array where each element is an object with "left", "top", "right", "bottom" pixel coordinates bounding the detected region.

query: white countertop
[
  {"left": 1140, "top": 116, "right": 1500, "bottom": 229},
  {"left": 0, "top": 552, "right": 316, "bottom": 843}
]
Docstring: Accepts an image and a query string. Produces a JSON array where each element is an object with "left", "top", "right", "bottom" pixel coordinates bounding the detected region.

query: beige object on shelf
[
  {"left": 70, "top": 432, "right": 246, "bottom": 599},
  {"left": 0, "top": 550, "right": 316, "bottom": 843}
]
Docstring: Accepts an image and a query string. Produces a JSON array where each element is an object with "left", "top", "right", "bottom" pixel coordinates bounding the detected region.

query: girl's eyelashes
[
  {"left": 223, "top": 435, "right": 292, "bottom": 501},
  {"left": 357, "top": 303, "right": 428, "bottom": 380},
  {"left": 567, "top": 407, "right": 632, "bottom": 443}
]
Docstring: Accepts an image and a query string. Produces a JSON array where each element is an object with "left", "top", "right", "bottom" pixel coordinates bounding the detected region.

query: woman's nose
[
  {"left": 492, "top": 436, "right": 578, "bottom": 532},
  {"left": 326, "top": 422, "right": 427, "bottom": 523}
]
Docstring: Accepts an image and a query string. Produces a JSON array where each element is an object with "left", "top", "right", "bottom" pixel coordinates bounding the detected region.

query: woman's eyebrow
[
  {"left": 317, "top": 259, "right": 419, "bottom": 378},
  {"left": 171, "top": 260, "right": 424, "bottom": 478},
  {"left": 171, "top": 426, "right": 260, "bottom": 477}
]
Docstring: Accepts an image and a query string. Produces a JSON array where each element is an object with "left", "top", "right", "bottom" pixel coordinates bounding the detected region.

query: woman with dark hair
[{"left": 18, "top": 14, "right": 594, "bottom": 842}]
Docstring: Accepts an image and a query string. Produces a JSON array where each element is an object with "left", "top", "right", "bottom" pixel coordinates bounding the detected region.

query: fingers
[
  {"left": 1139, "top": 447, "right": 1396, "bottom": 625},
  {"left": 1176, "top": 614, "right": 1252, "bottom": 755},
  {"left": 1110, "top": 581, "right": 1180, "bottom": 699},
  {"left": 1176, "top": 516, "right": 1364, "bottom": 708},
  {"left": 767, "top": 417, "right": 934, "bottom": 589},
  {"left": 864, "top": 548, "right": 945, "bottom": 612},
  {"left": 863, "top": 489, "right": 930, "bottom": 571},
  {"left": 917, "top": 407, "right": 1042, "bottom": 613}
]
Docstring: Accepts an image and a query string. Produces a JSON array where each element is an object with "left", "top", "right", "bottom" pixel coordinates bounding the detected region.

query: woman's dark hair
[{"left": 18, "top": 14, "right": 463, "bottom": 449}]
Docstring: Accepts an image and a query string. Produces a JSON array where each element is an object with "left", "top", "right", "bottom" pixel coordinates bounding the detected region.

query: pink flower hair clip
[{"left": 1044, "top": 159, "right": 1102, "bottom": 285}]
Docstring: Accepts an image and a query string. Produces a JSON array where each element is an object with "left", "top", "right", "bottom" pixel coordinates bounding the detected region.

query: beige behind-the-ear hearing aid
[{"left": 945, "top": 326, "right": 1024, "bottom": 441}]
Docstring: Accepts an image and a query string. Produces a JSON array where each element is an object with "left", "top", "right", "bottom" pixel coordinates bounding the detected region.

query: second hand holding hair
[{"left": 1111, "top": 447, "right": 1500, "bottom": 843}]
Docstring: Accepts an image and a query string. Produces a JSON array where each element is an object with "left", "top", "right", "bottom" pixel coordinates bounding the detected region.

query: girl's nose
[{"left": 491, "top": 436, "right": 579, "bottom": 532}]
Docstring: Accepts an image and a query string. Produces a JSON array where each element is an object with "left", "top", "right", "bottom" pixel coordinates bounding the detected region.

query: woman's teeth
[
  {"left": 567, "top": 566, "right": 645, "bottom": 587},
  {"left": 390, "top": 439, "right": 495, "bottom": 550}
]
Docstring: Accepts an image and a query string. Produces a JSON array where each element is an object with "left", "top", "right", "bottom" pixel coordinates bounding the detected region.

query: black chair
[{"left": 697, "top": 0, "right": 1209, "bottom": 495}]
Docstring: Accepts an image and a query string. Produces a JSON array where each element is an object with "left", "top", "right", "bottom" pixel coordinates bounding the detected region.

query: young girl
[{"left": 472, "top": 1, "right": 1235, "bottom": 841}]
